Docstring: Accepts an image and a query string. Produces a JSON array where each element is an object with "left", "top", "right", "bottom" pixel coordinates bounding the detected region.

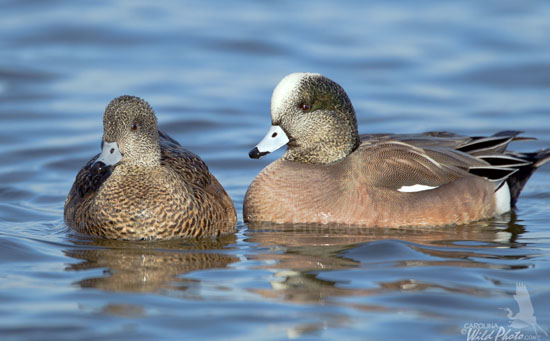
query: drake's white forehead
[{"left": 271, "top": 72, "right": 321, "bottom": 117}]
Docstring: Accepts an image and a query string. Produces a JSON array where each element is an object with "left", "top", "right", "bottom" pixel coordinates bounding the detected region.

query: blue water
[{"left": 1, "top": 1, "right": 550, "bottom": 340}]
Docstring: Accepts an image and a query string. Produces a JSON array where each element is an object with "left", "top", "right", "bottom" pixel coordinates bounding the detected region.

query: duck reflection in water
[
  {"left": 245, "top": 216, "right": 527, "bottom": 306},
  {"left": 64, "top": 234, "right": 238, "bottom": 294}
]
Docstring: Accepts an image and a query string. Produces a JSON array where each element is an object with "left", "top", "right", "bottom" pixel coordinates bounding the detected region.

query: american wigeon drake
[
  {"left": 65, "top": 95, "right": 237, "bottom": 240},
  {"left": 244, "top": 72, "right": 550, "bottom": 227}
]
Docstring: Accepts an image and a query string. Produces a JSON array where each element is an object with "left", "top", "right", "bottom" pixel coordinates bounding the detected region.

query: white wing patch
[{"left": 397, "top": 184, "right": 439, "bottom": 193}]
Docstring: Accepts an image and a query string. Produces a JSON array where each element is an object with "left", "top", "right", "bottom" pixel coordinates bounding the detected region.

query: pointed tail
[{"left": 506, "top": 148, "right": 550, "bottom": 206}]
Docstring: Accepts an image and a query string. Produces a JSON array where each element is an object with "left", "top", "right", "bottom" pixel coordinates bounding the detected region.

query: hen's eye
[
  {"left": 131, "top": 123, "right": 138, "bottom": 131},
  {"left": 301, "top": 103, "right": 311, "bottom": 112}
]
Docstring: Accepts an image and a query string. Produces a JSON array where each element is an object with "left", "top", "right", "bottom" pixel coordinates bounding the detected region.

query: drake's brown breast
[{"left": 244, "top": 159, "right": 359, "bottom": 224}]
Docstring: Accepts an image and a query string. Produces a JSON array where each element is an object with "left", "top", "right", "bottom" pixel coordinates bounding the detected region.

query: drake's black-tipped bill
[{"left": 249, "top": 147, "right": 269, "bottom": 159}]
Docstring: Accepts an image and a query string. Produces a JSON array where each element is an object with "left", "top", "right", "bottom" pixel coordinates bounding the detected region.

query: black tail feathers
[{"left": 505, "top": 149, "right": 550, "bottom": 207}]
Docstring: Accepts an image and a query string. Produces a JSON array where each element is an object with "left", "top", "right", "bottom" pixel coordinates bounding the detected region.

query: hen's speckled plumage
[{"left": 65, "top": 96, "right": 236, "bottom": 240}]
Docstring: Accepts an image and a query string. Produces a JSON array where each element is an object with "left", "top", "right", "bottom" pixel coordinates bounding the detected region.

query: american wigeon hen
[
  {"left": 65, "top": 95, "right": 237, "bottom": 240},
  {"left": 244, "top": 72, "right": 550, "bottom": 227}
]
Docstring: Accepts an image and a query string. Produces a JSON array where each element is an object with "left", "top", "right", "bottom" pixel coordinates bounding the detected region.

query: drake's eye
[
  {"left": 301, "top": 103, "right": 311, "bottom": 112},
  {"left": 131, "top": 123, "right": 138, "bottom": 131}
]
